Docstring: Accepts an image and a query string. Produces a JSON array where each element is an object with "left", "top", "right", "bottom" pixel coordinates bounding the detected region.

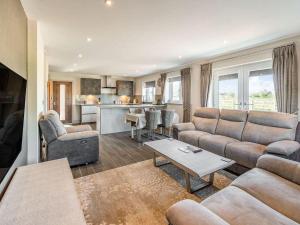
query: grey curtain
[
  {"left": 160, "top": 73, "right": 167, "bottom": 101},
  {"left": 200, "top": 63, "right": 212, "bottom": 107},
  {"left": 181, "top": 68, "right": 191, "bottom": 122},
  {"left": 272, "top": 43, "right": 298, "bottom": 113}
]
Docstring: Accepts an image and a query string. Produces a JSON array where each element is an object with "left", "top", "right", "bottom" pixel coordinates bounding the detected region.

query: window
[
  {"left": 142, "top": 81, "right": 156, "bottom": 103},
  {"left": 213, "top": 61, "right": 277, "bottom": 111},
  {"left": 164, "top": 75, "right": 182, "bottom": 104}
]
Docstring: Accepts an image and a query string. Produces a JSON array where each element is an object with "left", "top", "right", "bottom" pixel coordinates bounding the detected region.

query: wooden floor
[{"left": 71, "top": 132, "right": 153, "bottom": 178}]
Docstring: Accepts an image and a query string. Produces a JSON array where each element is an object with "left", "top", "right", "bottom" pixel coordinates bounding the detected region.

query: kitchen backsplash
[{"left": 76, "top": 94, "right": 133, "bottom": 104}]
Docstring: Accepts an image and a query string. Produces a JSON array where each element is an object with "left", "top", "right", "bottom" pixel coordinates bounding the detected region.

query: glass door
[
  {"left": 213, "top": 68, "right": 243, "bottom": 109},
  {"left": 212, "top": 60, "right": 276, "bottom": 112},
  {"left": 244, "top": 61, "right": 276, "bottom": 111}
]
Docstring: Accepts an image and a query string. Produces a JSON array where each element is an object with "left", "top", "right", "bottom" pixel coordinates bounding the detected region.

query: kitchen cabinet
[
  {"left": 80, "top": 78, "right": 101, "bottom": 95},
  {"left": 116, "top": 80, "right": 134, "bottom": 96},
  {"left": 80, "top": 105, "right": 97, "bottom": 123}
]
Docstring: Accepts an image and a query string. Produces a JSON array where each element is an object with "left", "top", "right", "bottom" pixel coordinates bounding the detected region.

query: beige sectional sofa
[
  {"left": 166, "top": 155, "right": 300, "bottom": 225},
  {"left": 173, "top": 108, "right": 300, "bottom": 171}
]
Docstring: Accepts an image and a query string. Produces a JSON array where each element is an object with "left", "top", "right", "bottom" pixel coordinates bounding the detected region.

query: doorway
[{"left": 50, "top": 81, "right": 72, "bottom": 123}]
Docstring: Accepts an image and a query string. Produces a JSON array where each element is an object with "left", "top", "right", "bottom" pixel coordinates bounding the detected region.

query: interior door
[
  {"left": 213, "top": 67, "right": 243, "bottom": 109},
  {"left": 53, "top": 81, "right": 72, "bottom": 123}
]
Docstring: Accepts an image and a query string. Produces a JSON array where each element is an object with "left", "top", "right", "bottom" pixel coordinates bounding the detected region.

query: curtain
[
  {"left": 200, "top": 63, "right": 212, "bottom": 107},
  {"left": 181, "top": 68, "right": 191, "bottom": 122},
  {"left": 160, "top": 73, "right": 167, "bottom": 101},
  {"left": 272, "top": 43, "right": 298, "bottom": 113}
]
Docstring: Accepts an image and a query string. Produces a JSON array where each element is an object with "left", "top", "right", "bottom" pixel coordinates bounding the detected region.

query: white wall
[
  {"left": 49, "top": 72, "right": 135, "bottom": 124},
  {"left": 27, "top": 20, "right": 47, "bottom": 164},
  {"left": 0, "top": 0, "right": 28, "bottom": 193}
]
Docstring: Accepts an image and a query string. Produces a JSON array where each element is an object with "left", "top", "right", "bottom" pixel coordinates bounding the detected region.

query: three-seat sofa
[{"left": 173, "top": 108, "right": 300, "bottom": 172}]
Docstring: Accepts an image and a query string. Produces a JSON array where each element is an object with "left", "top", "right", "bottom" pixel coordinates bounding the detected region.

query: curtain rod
[{"left": 150, "top": 42, "right": 295, "bottom": 76}]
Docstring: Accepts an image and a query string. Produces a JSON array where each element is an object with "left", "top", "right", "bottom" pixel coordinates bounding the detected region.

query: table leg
[
  {"left": 153, "top": 152, "right": 157, "bottom": 166},
  {"left": 185, "top": 172, "right": 191, "bottom": 193},
  {"left": 185, "top": 172, "right": 215, "bottom": 193},
  {"left": 131, "top": 126, "right": 134, "bottom": 139}
]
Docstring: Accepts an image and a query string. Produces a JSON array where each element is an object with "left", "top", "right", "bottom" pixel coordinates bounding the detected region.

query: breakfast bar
[{"left": 96, "top": 104, "right": 166, "bottom": 134}]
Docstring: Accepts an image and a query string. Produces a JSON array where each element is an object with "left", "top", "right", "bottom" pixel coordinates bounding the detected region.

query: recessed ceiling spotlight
[
  {"left": 87, "top": 37, "right": 92, "bottom": 42},
  {"left": 69, "top": 69, "right": 74, "bottom": 72},
  {"left": 223, "top": 40, "right": 228, "bottom": 44},
  {"left": 153, "top": 64, "right": 157, "bottom": 67},
  {"left": 73, "top": 63, "right": 77, "bottom": 67},
  {"left": 105, "top": 0, "right": 112, "bottom": 6},
  {"left": 135, "top": 69, "right": 139, "bottom": 73},
  {"left": 78, "top": 54, "right": 83, "bottom": 58},
  {"left": 178, "top": 55, "right": 182, "bottom": 59}
]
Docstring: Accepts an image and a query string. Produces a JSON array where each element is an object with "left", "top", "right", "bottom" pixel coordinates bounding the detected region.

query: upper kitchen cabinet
[
  {"left": 116, "top": 80, "right": 134, "bottom": 96},
  {"left": 80, "top": 78, "right": 101, "bottom": 95}
]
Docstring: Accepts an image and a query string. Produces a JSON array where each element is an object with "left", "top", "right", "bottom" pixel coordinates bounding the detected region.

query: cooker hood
[{"left": 102, "top": 76, "right": 116, "bottom": 89}]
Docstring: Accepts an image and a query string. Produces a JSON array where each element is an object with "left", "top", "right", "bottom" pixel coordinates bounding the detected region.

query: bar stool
[
  {"left": 160, "top": 109, "right": 175, "bottom": 137},
  {"left": 145, "top": 110, "right": 160, "bottom": 140}
]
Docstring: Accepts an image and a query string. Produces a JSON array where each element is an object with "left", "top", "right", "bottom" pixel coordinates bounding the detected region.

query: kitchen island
[{"left": 96, "top": 104, "right": 166, "bottom": 134}]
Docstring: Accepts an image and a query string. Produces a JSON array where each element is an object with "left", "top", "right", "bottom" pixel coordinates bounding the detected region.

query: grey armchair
[{"left": 39, "top": 110, "right": 99, "bottom": 166}]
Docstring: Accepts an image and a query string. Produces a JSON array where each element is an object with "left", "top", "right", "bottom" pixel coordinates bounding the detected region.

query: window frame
[
  {"left": 142, "top": 80, "right": 156, "bottom": 103},
  {"left": 166, "top": 75, "right": 182, "bottom": 104},
  {"left": 212, "top": 60, "right": 276, "bottom": 111}
]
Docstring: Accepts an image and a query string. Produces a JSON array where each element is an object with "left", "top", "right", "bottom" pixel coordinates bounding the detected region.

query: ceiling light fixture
[
  {"left": 87, "top": 37, "right": 92, "bottom": 42},
  {"left": 178, "top": 55, "right": 182, "bottom": 59},
  {"left": 223, "top": 40, "right": 228, "bottom": 44},
  {"left": 105, "top": 0, "right": 112, "bottom": 6},
  {"left": 73, "top": 63, "right": 77, "bottom": 67},
  {"left": 78, "top": 54, "right": 83, "bottom": 58}
]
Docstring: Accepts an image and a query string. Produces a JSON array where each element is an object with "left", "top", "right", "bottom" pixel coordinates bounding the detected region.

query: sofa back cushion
[
  {"left": 44, "top": 110, "right": 67, "bottom": 137},
  {"left": 242, "top": 111, "right": 298, "bottom": 145},
  {"left": 216, "top": 109, "right": 248, "bottom": 140},
  {"left": 192, "top": 107, "right": 220, "bottom": 134}
]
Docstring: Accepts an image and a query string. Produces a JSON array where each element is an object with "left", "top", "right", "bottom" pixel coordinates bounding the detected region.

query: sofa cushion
[
  {"left": 44, "top": 110, "right": 67, "bottom": 137},
  {"left": 202, "top": 186, "right": 298, "bottom": 225},
  {"left": 215, "top": 109, "right": 248, "bottom": 140},
  {"left": 266, "top": 140, "right": 300, "bottom": 156},
  {"left": 178, "top": 130, "right": 210, "bottom": 147},
  {"left": 232, "top": 168, "right": 300, "bottom": 223},
  {"left": 192, "top": 107, "right": 220, "bottom": 134},
  {"left": 199, "top": 135, "right": 239, "bottom": 156},
  {"left": 242, "top": 111, "right": 298, "bottom": 145},
  {"left": 225, "top": 142, "right": 266, "bottom": 168}
]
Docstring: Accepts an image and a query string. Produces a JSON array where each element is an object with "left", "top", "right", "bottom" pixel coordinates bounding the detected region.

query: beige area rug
[{"left": 75, "top": 159, "right": 235, "bottom": 225}]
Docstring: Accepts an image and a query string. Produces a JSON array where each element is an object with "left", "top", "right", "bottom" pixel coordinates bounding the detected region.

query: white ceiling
[{"left": 21, "top": 0, "right": 300, "bottom": 76}]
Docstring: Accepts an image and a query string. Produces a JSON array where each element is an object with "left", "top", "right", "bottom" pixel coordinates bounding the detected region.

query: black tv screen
[{"left": 0, "top": 63, "right": 27, "bottom": 183}]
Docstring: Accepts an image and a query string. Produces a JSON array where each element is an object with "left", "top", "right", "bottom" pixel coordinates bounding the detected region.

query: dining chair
[
  {"left": 145, "top": 110, "right": 161, "bottom": 140},
  {"left": 160, "top": 109, "right": 175, "bottom": 137}
]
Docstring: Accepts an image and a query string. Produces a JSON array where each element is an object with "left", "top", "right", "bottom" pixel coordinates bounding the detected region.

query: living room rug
[{"left": 75, "top": 159, "right": 236, "bottom": 225}]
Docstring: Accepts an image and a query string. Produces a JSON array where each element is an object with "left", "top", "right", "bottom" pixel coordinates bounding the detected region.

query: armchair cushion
[
  {"left": 266, "top": 140, "right": 300, "bottom": 156},
  {"left": 65, "top": 125, "right": 92, "bottom": 133},
  {"left": 257, "top": 155, "right": 300, "bottom": 185},
  {"left": 166, "top": 199, "right": 229, "bottom": 225},
  {"left": 58, "top": 131, "right": 98, "bottom": 141}
]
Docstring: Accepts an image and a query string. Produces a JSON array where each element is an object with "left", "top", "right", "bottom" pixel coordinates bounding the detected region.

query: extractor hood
[
  {"left": 102, "top": 76, "right": 116, "bottom": 89},
  {"left": 101, "top": 76, "right": 116, "bottom": 94}
]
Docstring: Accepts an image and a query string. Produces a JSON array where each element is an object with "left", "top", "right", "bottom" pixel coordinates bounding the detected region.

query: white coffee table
[{"left": 144, "top": 139, "right": 235, "bottom": 193}]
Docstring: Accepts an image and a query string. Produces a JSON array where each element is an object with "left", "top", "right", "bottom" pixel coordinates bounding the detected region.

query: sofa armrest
[
  {"left": 65, "top": 125, "right": 92, "bottom": 133},
  {"left": 58, "top": 130, "right": 98, "bottom": 141},
  {"left": 266, "top": 140, "right": 300, "bottom": 156},
  {"left": 172, "top": 122, "right": 195, "bottom": 139},
  {"left": 166, "top": 199, "right": 229, "bottom": 225},
  {"left": 257, "top": 155, "right": 300, "bottom": 185}
]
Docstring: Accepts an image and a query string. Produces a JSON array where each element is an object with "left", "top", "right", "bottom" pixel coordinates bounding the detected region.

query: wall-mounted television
[{"left": 0, "top": 63, "right": 27, "bottom": 183}]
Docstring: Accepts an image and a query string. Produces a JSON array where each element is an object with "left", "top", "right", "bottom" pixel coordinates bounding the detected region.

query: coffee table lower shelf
[{"left": 153, "top": 152, "right": 214, "bottom": 193}]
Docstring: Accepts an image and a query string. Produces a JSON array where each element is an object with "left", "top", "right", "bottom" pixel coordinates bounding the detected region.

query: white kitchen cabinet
[{"left": 80, "top": 105, "right": 97, "bottom": 123}]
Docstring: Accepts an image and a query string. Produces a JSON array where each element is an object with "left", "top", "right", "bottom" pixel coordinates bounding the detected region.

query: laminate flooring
[{"left": 71, "top": 132, "right": 153, "bottom": 178}]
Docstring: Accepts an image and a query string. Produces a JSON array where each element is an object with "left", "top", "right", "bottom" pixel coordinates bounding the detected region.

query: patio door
[{"left": 213, "top": 60, "right": 276, "bottom": 111}]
